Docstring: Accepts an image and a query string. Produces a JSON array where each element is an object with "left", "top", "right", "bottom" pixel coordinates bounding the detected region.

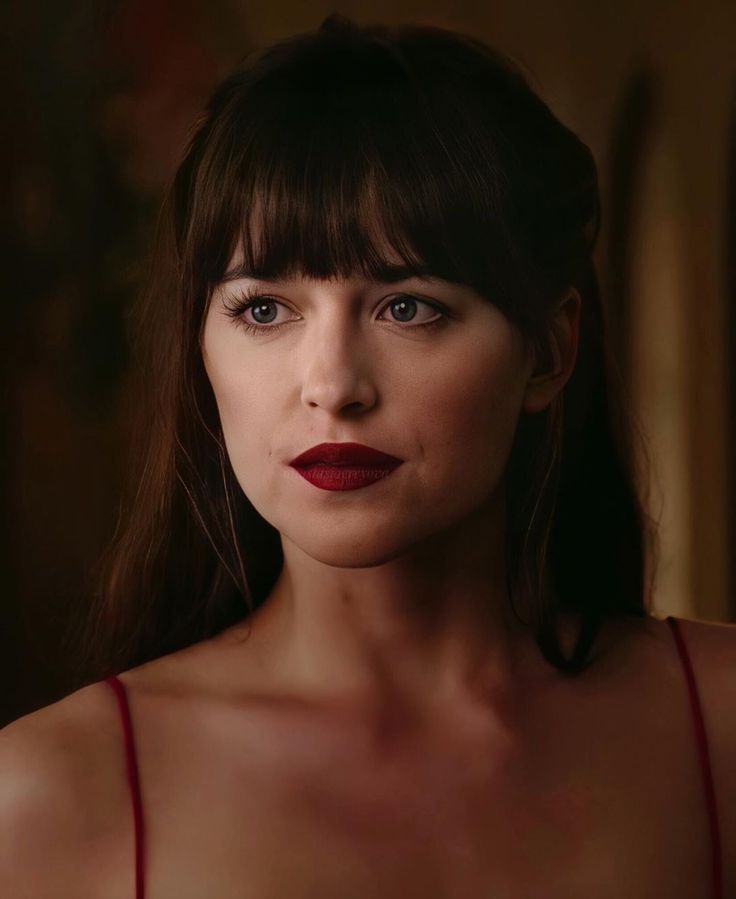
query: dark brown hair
[{"left": 65, "top": 13, "right": 658, "bottom": 686}]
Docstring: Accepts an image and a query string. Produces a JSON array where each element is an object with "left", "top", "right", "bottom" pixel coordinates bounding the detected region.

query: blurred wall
[{"left": 2, "top": 0, "right": 734, "bottom": 722}]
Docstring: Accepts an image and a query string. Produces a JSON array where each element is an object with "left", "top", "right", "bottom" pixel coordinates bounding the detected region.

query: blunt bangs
[{"left": 182, "top": 25, "right": 581, "bottom": 336}]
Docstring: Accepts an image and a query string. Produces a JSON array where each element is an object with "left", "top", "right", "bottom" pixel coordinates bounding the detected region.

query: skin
[
  {"left": 3, "top": 244, "right": 735, "bottom": 898},
  {"left": 201, "top": 244, "right": 581, "bottom": 728}
]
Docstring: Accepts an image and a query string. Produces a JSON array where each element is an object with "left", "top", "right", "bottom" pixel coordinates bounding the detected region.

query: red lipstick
[{"left": 289, "top": 442, "right": 403, "bottom": 491}]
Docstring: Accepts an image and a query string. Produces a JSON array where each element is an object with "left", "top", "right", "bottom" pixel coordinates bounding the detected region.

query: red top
[{"left": 104, "top": 614, "right": 723, "bottom": 899}]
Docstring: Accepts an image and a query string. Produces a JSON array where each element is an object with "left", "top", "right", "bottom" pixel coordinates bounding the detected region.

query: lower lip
[{"left": 290, "top": 463, "right": 402, "bottom": 491}]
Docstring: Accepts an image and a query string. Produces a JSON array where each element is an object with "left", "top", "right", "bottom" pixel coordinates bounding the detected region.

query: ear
[{"left": 522, "top": 288, "right": 581, "bottom": 415}]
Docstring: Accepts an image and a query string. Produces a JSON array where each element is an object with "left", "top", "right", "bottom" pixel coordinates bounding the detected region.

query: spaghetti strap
[
  {"left": 665, "top": 616, "right": 723, "bottom": 899},
  {"left": 105, "top": 674, "right": 146, "bottom": 899},
  {"left": 99, "top": 624, "right": 723, "bottom": 899}
]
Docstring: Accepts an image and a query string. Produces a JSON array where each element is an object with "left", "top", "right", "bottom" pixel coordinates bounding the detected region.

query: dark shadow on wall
[
  {"left": 726, "top": 86, "right": 736, "bottom": 622},
  {"left": 605, "top": 65, "right": 660, "bottom": 394},
  {"left": 1, "top": 0, "right": 239, "bottom": 726}
]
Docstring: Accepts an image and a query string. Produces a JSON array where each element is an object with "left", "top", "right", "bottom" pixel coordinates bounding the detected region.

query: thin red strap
[
  {"left": 665, "top": 616, "right": 723, "bottom": 899},
  {"left": 105, "top": 674, "right": 146, "bottom": 899}
]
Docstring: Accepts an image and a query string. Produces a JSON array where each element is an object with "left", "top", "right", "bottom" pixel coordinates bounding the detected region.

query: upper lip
[{"left": 290, "top": 442, "right": 403, "bottom": 467}]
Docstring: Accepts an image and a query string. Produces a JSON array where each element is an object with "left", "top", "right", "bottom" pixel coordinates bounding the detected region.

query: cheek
[
  {"left": 415, "top": 332, "right": 525, "bottom": 492},
  {"left": 202, "top": 324, "right": 270, "bottom": 466},
  {"left": 210, "top": 368, "right": 273, "bottom": 461}
]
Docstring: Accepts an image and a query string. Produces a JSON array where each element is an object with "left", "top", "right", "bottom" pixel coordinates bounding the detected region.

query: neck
[{"left": 236, "top": 497, "right": 547, "bottom": 727}]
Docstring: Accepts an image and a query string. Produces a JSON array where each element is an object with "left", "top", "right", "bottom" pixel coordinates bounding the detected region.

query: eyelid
[{"left": 224, "top": 289, "right": 448, "bottom": 322}]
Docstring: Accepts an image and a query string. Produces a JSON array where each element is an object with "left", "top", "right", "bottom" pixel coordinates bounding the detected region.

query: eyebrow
[{"left": 217, "top": 262, "right": 442, "bottom": 286}]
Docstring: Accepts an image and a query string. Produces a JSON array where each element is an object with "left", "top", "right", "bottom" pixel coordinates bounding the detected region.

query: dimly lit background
[{"left": 3, "top": 0, "right": 735, "bottom": 725}]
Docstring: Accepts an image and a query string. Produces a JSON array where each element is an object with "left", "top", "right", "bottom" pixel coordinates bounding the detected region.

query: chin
[{"left": 284, "top": 528, "right": 422, "bottom": 569}]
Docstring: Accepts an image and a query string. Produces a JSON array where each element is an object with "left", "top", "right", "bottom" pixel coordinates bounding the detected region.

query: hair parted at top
[{"left": 64, "top": 13, "right": 658, "bottom": 686}]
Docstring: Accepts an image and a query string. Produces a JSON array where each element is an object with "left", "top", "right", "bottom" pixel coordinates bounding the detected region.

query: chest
[{"left": 117, "top": 686, "right": 717, "bottom": 899}]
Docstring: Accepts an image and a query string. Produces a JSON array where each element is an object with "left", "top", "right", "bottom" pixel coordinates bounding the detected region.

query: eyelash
[{"left": 222, "top": 286, "right": 449, "bottom": 336}]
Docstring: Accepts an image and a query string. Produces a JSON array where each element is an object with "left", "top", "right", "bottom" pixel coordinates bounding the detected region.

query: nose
[{"left": 299, "top": 319, "right": 377, "bottom": 415}]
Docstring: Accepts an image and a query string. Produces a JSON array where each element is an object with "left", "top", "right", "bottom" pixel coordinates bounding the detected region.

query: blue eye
[{"left": 222, "top": 289, "right": 449, "bottom": 336}]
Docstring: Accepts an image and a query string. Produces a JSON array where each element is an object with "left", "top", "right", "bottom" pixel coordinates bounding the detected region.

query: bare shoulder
[
  {"left": 655, "top": 615, "right": 736, "bottom": 749},
  {"left": 664, "top": 615, "right": 736, "bottom": 888},
  {"left": 0, "top": 680, "right": 134, "bottom": 898},
  {"left": 668, "top": 615, "right": 736, "bottom": 718}
]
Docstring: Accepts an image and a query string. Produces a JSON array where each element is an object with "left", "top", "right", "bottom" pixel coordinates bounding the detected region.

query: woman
[{"left": 1, "top": 13, "right": 734, "bottom": 898}]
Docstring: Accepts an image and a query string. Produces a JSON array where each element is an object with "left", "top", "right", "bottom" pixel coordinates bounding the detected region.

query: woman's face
[{"left": 201, "top": 249, "right": 538, "bottom": 567}]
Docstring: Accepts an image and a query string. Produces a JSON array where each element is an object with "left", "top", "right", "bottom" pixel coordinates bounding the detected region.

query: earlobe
[{"left": 521, "top": 289, "right": 581, "bottom": 415}]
